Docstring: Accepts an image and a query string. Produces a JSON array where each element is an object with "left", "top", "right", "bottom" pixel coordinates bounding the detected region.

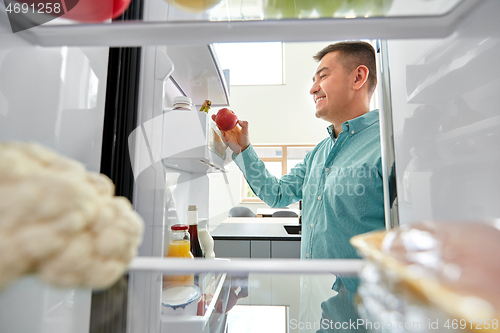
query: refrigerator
[{"left": 0, "top": 0, "right": 499, "bottom": 332}]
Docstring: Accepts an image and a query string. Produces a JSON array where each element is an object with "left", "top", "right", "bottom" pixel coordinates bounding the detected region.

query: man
[{"left": 216, "top": 41, "right": 385, "bottom": 299}]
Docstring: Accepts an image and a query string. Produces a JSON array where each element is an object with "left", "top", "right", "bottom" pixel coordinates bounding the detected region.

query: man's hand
[{"left": 212, "top": 116, "right": 250, "bottom": 154}]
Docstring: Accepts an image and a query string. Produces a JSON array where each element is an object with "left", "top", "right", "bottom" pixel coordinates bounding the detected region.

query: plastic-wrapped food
[
  {"left": 351, "top": 221, "right": 500, "bottom": 330},
  {"left": 382, "top": 221, "right": 500, "bottom": 312}
]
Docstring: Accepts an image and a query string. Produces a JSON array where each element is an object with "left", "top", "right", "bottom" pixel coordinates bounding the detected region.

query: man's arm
[
  {"left": 213, "top": 117, "right": 307, "bottom": 207},
  {"left": 235, "top": 146, "right": 307, "bottom": 208}
]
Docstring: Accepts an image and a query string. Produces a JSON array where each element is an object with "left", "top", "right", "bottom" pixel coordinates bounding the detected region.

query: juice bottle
[{"left": 163, "top": 224, "right": 194, "bottom": 288}]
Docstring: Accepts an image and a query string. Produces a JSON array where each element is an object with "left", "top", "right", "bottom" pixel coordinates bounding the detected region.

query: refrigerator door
[
  {"left": 0, "top": 27, "right": 110, "bottom": 333},
  {"left": 385, "top": 0, "right": 500, "bottom": 224}
]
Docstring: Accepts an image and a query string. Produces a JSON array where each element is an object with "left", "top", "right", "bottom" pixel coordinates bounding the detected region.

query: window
[
  {"left": 242, "top": 144, "right": 315, "bottom": 202},
  {"left": 213, "top": 42, "right": 284, "bottom": 86}
]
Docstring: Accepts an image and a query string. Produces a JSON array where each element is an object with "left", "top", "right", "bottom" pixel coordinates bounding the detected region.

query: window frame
[{"left": 241, "top": 144, "right": 315, "bottom": 203}]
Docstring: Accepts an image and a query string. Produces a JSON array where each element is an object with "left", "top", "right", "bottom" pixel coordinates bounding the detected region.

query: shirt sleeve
[{"left": 233, "top": 144, "right": 307, "bottom": 208}]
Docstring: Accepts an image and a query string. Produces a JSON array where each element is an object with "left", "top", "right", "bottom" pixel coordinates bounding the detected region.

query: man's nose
[{"left": 310, "top": 81, "right": 319, "bottom": 95}]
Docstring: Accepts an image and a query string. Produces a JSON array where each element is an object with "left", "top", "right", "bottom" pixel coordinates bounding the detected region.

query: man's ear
[{"left": 353, "top": 65, "right": 369, "bottom": 91}]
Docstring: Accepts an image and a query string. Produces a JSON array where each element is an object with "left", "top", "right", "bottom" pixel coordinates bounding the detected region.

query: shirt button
[
  {"left": 306, "top": 253, "right": 310, "bottom": 258},
  {"left": 351, "top": 130, "right": 354, "bottom": 134},
  {"left": 310, "top": 223, "right": 314, "bottom": 228},
  {"left": 325, "top": 168, "right": 329, "bottom": 172},
  {"left": 317, "top": 195, "right": 321, "bottom": 200}
]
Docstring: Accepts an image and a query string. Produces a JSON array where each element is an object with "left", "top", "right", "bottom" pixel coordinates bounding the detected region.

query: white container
[
  {"left": 161, "top": 285, "right": 201, "bottom": 316},
  {"left": 199, "top": 227, "right": 215, "bottom": 259},
  {"left": 173, "top": 96, "right": 193, "bottom": 111}
]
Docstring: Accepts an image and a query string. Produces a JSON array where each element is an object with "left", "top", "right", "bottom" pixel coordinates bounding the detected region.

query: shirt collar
[
  {"left": 327, "top": 124, "right": 336, "bottom": 141},
  {"left": 327, "top": 109, "right": 379, "bottom": 141}
]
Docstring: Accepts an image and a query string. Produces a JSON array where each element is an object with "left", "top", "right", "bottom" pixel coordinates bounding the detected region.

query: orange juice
[
  {"left": 163, "top": 240, "right": 195, "bottom": 287},
  {"left": 167, "top": 240, "right": 194, "bottom": 258}
]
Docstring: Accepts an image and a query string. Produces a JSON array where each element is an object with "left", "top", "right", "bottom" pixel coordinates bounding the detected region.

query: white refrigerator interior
[{"left": 1, "top": 0, "right": 500, "bottom": 332}]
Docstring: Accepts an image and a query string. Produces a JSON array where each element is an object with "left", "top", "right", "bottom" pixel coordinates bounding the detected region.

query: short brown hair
[{"left": 313, "top": 41, "right": 377, "bottom": 94}]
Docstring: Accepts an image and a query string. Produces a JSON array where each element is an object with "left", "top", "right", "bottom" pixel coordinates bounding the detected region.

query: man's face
[{"left": 309, "top": 51, "right": 352, "bottom": 123}]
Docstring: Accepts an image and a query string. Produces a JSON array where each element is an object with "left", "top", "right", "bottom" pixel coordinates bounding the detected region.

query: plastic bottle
[
  {"left": 187, "top": 205, "right": 204, "bottom": 258},
  {"left": 164, "top": 224, "right": 194, "bottom": 287},
  {"left": 173, "top": 96, "right": 193, "bottom": 111},
  {"left": 198, "top": 226, "right": 215, "bottom": 259}
]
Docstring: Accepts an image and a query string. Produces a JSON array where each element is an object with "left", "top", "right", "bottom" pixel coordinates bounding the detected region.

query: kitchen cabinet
[
  {"left": 212, "top": 218, "right": 301, "bottom": 259},
  {"left": 271, "top": 241, "right": 300, "bottom": 259},
  {"left": 250, "top": 240, "right": 270, "bottom": 259},
  {"left": 214, "top": 239, "right": 300, "bottom": 259},
  {"left": 214, "top": 240, "right": 250, "bottom": 258}
]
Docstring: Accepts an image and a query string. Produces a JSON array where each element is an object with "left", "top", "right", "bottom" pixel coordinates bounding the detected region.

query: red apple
[
  {"left": 63, "top": 0, "right": 132, "bottom": 22},
  {"left": 213, "top": 108, "right": 238, "bottom": 131},
  {"left": 34, "top": 0, "right": 133, "bottom": 22}
]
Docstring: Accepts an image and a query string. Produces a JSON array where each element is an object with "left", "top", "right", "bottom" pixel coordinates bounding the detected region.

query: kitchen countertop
[{"left": 211, "top": 217, "right": 301, "bottom": 241}]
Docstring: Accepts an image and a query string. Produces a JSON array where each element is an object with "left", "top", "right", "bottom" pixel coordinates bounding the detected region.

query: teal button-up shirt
[{"left": 233, "top": 110, "right": 385, "bottom": 292}]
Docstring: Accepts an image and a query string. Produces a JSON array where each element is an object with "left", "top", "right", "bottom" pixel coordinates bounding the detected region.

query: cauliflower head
[{"left": 0, "top": 142, "right": 144, "bottom": 290}]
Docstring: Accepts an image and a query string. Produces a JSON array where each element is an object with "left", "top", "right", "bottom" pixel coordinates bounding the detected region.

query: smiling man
[
  {"left": 310, "top": 43, "right": 378, "bottom": 137},
  {"left": 222, "top": 41, "right": 385, "bottom": 300}
]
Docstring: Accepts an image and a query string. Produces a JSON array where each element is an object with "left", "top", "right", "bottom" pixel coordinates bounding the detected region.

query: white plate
[{"left": 161, "top": 285, "right": 201, "bottom": 316}]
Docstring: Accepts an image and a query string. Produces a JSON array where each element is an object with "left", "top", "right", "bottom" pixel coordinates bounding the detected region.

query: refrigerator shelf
[
  {"left": 420, "top": 149, "right": 500, "bottom": 170},
  {"left": 436, "top": 115, "right": 500, "bottom": 143},
  {"left": 128, "top": 257, "right": 366, "bottom": 275},
  {"left": 425, "top": 116, "right": 500, "bottom": 168},
  {"left": 3, "top": 0, "right": 483, "bottom": 47},
  {"left": 158, "top": 111, "right": 228, "bottom": 174},
  {"left": 131, "top": 111, "right": 228, "bottom": 176},
  {"left": 406, "top": 31, "right": 500, "bottom": 103}
]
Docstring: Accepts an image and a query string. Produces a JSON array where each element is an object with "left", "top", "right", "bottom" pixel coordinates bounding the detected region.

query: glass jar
[
  {"left": 163, "top": 224, "right": 194, "bottom": 288},
  {"left": 167, "top": 224, "right": 194, "bottom": 258}
]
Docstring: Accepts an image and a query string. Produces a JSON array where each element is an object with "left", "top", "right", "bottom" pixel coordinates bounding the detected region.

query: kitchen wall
[{"left": 208, "top": 41, "right": 341, "bottom": 230}]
